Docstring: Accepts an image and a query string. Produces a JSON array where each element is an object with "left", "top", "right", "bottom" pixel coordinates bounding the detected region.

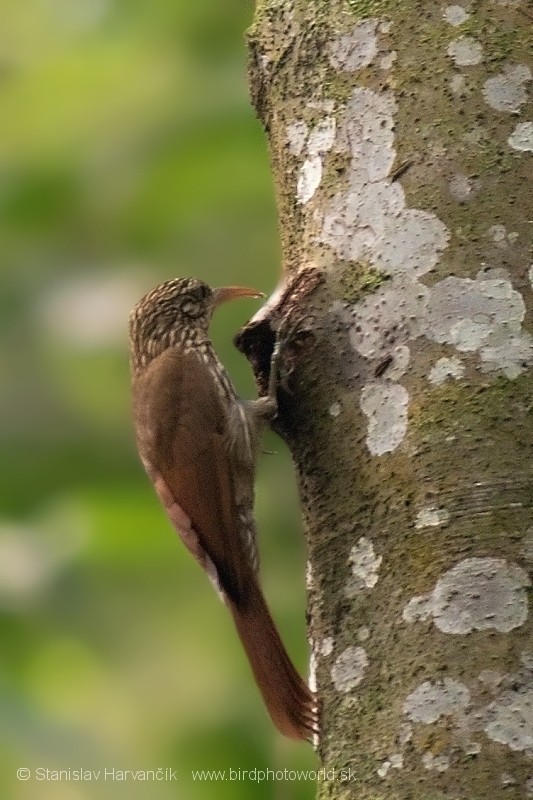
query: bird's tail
[{"left": 228, "top": 582, "right": 318, "bottom": 741}]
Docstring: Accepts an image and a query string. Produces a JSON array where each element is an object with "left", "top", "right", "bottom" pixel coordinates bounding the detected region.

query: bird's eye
[{"left": 180, "top": 296, "right": 202, "bottom": 318}]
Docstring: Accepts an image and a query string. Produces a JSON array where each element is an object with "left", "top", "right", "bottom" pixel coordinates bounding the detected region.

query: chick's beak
[{"left": 211, "top": 285, "right": 265, "bottom": 308}]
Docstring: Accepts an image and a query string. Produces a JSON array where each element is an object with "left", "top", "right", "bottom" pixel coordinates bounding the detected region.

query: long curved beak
[{"left": 212, "top": 285, "right": 265, "bottom": 308}]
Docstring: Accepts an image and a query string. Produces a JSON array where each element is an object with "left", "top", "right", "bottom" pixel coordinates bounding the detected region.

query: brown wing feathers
[{"left": 133, "top": 347, "right": 317, "bottom": 740}]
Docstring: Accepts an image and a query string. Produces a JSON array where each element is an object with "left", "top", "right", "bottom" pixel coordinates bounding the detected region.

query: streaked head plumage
[
  {"left": 129, "top": 277, "right": 263, "bottom": 373},
  {"left": 129, "top": 277, "right": 213, "bottom": 371}
]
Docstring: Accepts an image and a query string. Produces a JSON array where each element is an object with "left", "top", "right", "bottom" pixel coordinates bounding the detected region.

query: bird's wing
[
  {"left": 133, "top": 347, "right": 319, "bottom": 741},
  {"left": 133, "top": 347, "right": 252, "bottom": 606}
]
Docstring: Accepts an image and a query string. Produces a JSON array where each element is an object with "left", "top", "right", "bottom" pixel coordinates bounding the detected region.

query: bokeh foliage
[{"left": 0, "top": 1, "right": 315, "bottom": 797}]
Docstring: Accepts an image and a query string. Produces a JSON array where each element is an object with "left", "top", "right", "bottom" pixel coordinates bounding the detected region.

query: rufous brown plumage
[{"left": 129, "top": 277, "right": 317, "bottom": 740}]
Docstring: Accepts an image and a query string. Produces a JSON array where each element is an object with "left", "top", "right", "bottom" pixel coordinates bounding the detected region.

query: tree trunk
[{"left": 237, "top": 0, "right": 533, "bottom": 797}]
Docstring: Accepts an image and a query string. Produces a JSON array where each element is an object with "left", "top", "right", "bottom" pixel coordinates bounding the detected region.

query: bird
[{"left": 129, "top": 276, "right": 317, "bottom": 740}]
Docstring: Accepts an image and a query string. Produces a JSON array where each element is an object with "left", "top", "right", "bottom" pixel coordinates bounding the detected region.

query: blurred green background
[{"left": 0, "top": 1, "right": 315, "bottom": 797}]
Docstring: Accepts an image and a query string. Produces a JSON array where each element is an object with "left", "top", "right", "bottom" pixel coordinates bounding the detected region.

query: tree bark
[{"left": 238, "top": 0, "right": 533, "bottom": 797}]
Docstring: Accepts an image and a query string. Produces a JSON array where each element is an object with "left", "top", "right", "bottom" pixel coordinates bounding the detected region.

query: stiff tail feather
[{"left": 228, "top": 582, "right": 318, "bottom": 741}]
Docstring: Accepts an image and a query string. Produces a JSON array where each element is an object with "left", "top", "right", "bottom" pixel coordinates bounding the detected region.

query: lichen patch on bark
[
  {"left": 359, "top": 382, "right": 409, "bottom": 455},
  {"left": 328, "top": 20, "right": 379, "bottom": 72},
  {"left": 294, "top": 116, "right": 337, "bottom": 203},
  {"left": 482, "top": 65, "right": 532, "bottom": 113},
  {"left": 414, "top": 506, "right": 451, "bottom": 529},
  {"left": 422, "top": 752, "right": 451, "bottom": 772},
  {"left": 428, "top": 356, "right": 465, "bottom": 385},
  {"left": 320, "top": 636, "right": 334, "bottom": 656},
  {"left": 482, "top": 685, "right": 533, "bottom": 752},
  {"left": 345, "top": 535, "right": 383, "bottom": 594},
  {"left": 402, "top": 557, "right": 531, "bottom": 634},
  {"left": 403, "top": 678, "right": 471, "bottom": 724},
  {"left": 447, "top": 36, "right": 483, "bottom": 66},
  {"left": 377, "top": 753, "right": 403, "bottom": 778},
  {"left": 331, "top": 645, "right": 369, "bottom": 692},
  {"left": 443, "top": 5, "right": 470, "bottom": 26},
  {"left": 508, "top": 121, "right": 533, "bottom": 152},
  {"left": 425, "top": 276, "right": 533, "bottom": 379}
]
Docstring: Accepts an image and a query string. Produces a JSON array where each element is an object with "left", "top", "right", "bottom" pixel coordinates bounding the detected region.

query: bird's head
[{"left": 129, "top": 276, "right": 263, "bottom": 371}]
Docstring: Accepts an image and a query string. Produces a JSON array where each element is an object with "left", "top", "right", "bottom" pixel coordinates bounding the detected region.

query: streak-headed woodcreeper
[{"left": 129, "top": 277, "right": 317, "bottom": 740}]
